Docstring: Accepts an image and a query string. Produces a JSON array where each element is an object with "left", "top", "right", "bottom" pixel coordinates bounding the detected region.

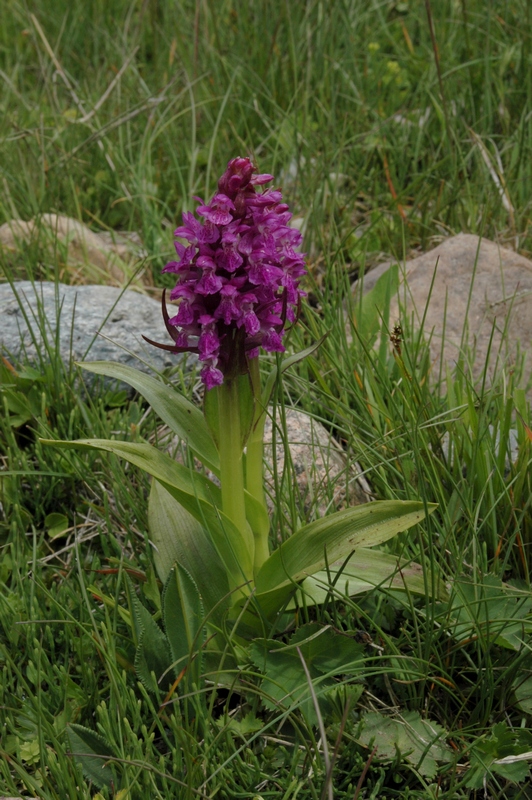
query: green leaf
[
  {"left": 256, "top": 500, "right": 436, "bottom": 595},
  {"left": 42, "top": 437, "right": 253, "bottom": 588},
  {"left": 218, "top": 711, "right": 264, "bottom": 736},
  {"left": 19, "top": 738, "right": 40, "bottom": 764},
  {"left": 66, "top": 724, "right": 116, "bottom": 789},
  {"left": 250, "top": 623, "right": 365, "bottom": 725},
  {"left": 16, "top": 365, "right": 44, "bottom": 382},
  {"left": 445, "top": 575, "right": 532, "bottom": 651},
  {"left": 2, "top": 388, "right": 35, "bottom": 427},
  {"left": 327, "top": 684, "right": 365, "bottom": 720},
  {"left": 243, "top": 586, "right": 296, "bottom": 631},
  {"left": 163, "top": 564, "right": 204, "bottom": 676},
  {"left": 287, "top": 623, "right": 366, "bottom": 674},
  {"left": 203, "top": 384, "right": 220, "bottom": 448},
  {"left": 464, "top": 723, "right": 532, "bottom": 788},
  {"left": 358, "top": 710, "right": 451, "bottom": 779},
  {"left": 135, "top": 626, "right": 173, "bottom": 693},
  {"left": 130, "top": 587, "right": 173, "bottom": 692},
  {"left": 514, "top": 672, "right": 532, "bottom": 715},
  {"left": 290, "top": 548, "right": 448, "bottom": 606},
  {"left": 279, "top": 335, "right": 329, "bottom": 374},
  {"left": 244, "top": 489, "right": 271, "bottom": 539},
  {"left": 44, "top": 512, "right": 69, "bottom": 540},
  {"left": 492, "top": 760, "right": 531, "bottom": 785},
  {"left": 148, "top": 480, "right": 230, "bottom": 623},
  {"left": 236, "top": 372, "right": 256, "bottom": 447},
  {"left": 142, "top": 565, "right": 162, "bottom": 612},
  {"left": 78, "top": 361, "right": 219, "bottom": 473}
]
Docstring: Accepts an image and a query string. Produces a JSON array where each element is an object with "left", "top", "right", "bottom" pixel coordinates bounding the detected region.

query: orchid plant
[{"left": 45, "top": 158, "right": 435, "bottom": 648}]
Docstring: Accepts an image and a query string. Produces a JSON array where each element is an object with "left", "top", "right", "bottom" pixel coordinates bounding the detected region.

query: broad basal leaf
[
  {"left": 238, "top": 583, "right": 296, "bottom": 628},
  {"left": 148, "top": 480, "right": 230, "bottom": 623},
  {"left": 256, "top": 500, "right": 436, "bottom": 595},
  {"left": 290, "top": 548, "right": 448, "bottom": 607},
  {"left": 78, "top": 361, "right": 219, "bottom": 473}
]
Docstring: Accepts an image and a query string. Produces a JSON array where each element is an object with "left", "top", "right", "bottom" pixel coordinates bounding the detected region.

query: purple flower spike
[{"left": 151, "top": 157, "right": 306, "bottom": 388}]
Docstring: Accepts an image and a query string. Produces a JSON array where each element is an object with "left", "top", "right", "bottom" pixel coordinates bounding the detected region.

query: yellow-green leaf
[
  {"left": 78, "top": 361, "right": 220, "bottom": 473},
  {"left": 256, "top": 500, "right": 436, "bottom": 595}
]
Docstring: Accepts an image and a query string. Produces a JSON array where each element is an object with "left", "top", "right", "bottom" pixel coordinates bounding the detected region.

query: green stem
[
  {"left": 217, "top": 378, "right": 254, "bottom": 583},
  {"left": 246, "top": 357, "right": 270, "bottom": 571}
]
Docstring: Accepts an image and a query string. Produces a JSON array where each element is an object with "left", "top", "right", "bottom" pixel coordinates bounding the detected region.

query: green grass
[
  {"left": 2, "top": 0, "right": 532, "bottom": 280},
  {"left": 2, "top": 1, "right": 532, "bottom": 797}
]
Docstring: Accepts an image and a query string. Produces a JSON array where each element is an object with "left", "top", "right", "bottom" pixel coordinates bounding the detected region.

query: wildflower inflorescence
[{"left": 156, "top": 157, "right": 306, "bottom": 389}]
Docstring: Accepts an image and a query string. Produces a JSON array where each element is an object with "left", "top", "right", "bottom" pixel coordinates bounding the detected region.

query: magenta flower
[{"left": 146, "top": 157, "right": 306, "bottom": 389}]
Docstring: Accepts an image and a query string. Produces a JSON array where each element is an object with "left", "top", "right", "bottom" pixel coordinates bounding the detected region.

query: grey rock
[
  {"left": 263, "top": 408, "right": 372, "bottom": 516},
  {"left": 0, "top": 281, "right": 185, "bottom": 376},
  {"left": 354, "top": 233, "right": 532, "bottom": 397}
]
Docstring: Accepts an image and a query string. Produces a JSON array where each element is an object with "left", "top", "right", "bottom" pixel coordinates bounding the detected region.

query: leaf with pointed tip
[
  {"left": 240, "top": 547, "right": 445, "bottom": 625},
  {"left": 280, "top": 335, "right": 330, "bottom": 374},
  {"left": 163, "top": 564, "right": 204, "bottom": 680},
  {"left": 66, "top": 724, "right": 116, "bottom": 789},
  {"left": 135, "top": 625, "right": 173, "bottom": 693},
  {"left": 78, "top": 361, "right": 219, "bottom": 473},
  {"left": 130, "top": 586, "right": 173, "bottom": 692},
  {"left": 256, "top": 500, "right": 436, "bottom": 595}
]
